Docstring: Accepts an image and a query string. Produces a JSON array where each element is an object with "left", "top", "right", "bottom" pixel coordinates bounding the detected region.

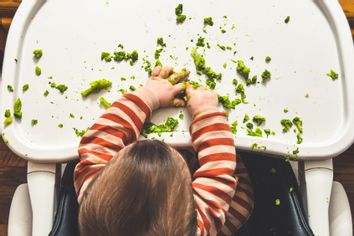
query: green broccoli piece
[
  {"left": 217, "top": 44, "right": 226, "bottom": 51},
  {"left": 33, "top": 49, "right": 43, "bottom": 59},
  {"left": 265, "top": 56, "right": 271, "bottom": 63},
  {"left": 143, "top": 58, "right": 152, "bottom": 74},
  {"left": 196, "top": 37, "right": 205, "bottom": 47},
  {"left": 50, "top": 82, "right": 68, "bottom": 93},
  {"left": 247, "top": 127, "right": 263, "bottom": 137},
  {"left": 13, "top": 98, "right": 22, "bottom": 119},
  {"left": 218, "top": 95, "right": 241, "bottom": 109},
  {"left": 246, "top": 76, "right": 257, "bottom": 86},
  {"left": 246, "top": 122, "right": 254, "bottom": 130},
  {"left": 81, "top": 79, "right": 112, "bottom": 97},
  {"left": 236, "top": 84, "right": 245, "bottom": 94},
  {"left": 129, "top": 50, "right": 139, "bottom": 65},
  {"left": 44, "top": 90, "right": 49, "bottom": 97},
  {"left": 327, "top": 70, "right": 339, "bottom": 80},
  {"left": 283, "top": 108, "right": 288, "bottom": 113},
  {"left": 73, "top": 128, "right": 89, "bottom": 137},
  {"left": 58, "top": 123, "right": 63, "bottom": 128},
  {"left": 175, "top": 3, "right": 183, "bottom": 15},
  {"left": 230, "top": 121, "right": 238, "bottom": 134},
  {"left": 69, "top": 113, "right": 75, "bottom": 118},
  {"left": 118, "top": 88, "right": 127, "bottom": 94},
  {"left": 292, "top": 148, "right": 299, "bottom": 155},
  {"left": 35, "top": 66, "right": 41, "bottom": 76},
  {"left": 292, "top": 117, "right": 303, "bottom": 133},
  {"left": 31, "top": 119, "right": 38, "bottom": 126},
  {"left": 261, "top": 69, "right": 271, "bottom": 82},
  {"left": 191, "top": 48, "right": 206, "bottom": 71},
  {"left": 113, "top": 51, "right": 126, "bottom": 62},
  {"left": 275, "top": 199, "right": 281, "bottom": 206},
  {"left": 5, "top": 109, "right": 11, "bottom": 118},
  {"left": 22, "top": 84, "right": 29, "bottom": 92},
  {"left": 155, "top": 60, "right": 162, "bottom": 67},
  {"left": 284, "top": 16, "right": 290, "bottom": 24},
  {"left": 176, "top": 14, "right": 187, "bottom": 23},
  {"left": 281, "top": 119, "right": 293, "bottom": 133},
  {"left": 142, "top": 117, "right": 179, "bottom": 136},
  {"left": 7, "top": 85, "right": 14, "bottom": 93},
  {"left": 129, "top": 85, "right": 136, "bottom": 91},
  {"left": 154, "top": 48, "right": 163, "bottom": 60},
  {"left": 297, "top": 133, "right": 303, "bottom": 144},
  {"left": 253, "top": 115, "right": 266, "bottom": 126},
  {"left": 243, "top": 114, "right": 250, "bottom": 123},
  {"left": 101, "top": 52, "right": 112, "bottom": 62},
  {"left": 204, "top": 17, "right": 214, "bottom": 26},
  {"left": 3, "top": 117, "right": 12, "bottom": 126},
  {"left": 236, "top": 60, "right": 250, "bottom": 79},
  {"left": 157, "top": 37, "right": 166, "bottom": 47},
  {"left": 179, "top": 112, "right": 184, "bottom": 120},
  {"left": 99, "top": 97, "right": 111, "bottom": 109}
]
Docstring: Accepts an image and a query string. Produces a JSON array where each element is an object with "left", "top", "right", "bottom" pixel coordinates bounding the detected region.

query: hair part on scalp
[{"left": 79, "top": 140, "right": 197, "bottom": 236}]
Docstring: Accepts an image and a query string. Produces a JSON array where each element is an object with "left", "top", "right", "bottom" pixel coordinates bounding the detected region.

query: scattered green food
[
  {"left": 101, "top": 52, "right": 112, "bottom": 62},
  {"left": 261, "top": 69, "right": 271, "bottom": 83},
  {"left": 218, "top": 95, "right": 241, "bottom": 109},
  {"left": 81, "top": 79, "right": 112, "bottom": 97},
  {"left": 293, "top": 148, "right": 299, "bottom": 155},
  {"left": 35, "top": 66, "right": 41, "bottom": 76},
  {"left": 243, "top": 114, "right": 250, "bottom": 123},
  {"left": 44, "top": 90, "right": 49, "bottom": 97},
  {"left": 157, "top": 37, "right": 166, "bottom": 47},
  {"left": 175, "top": 4, "right": 186, "bottom": 24},
  {"left": 297, "top": 133, "right": 303, "bottom": 144},
  {"left": 253, "top": 115, "right": 266, "bottom": 126},
  {"left": 275, "top": 198, "right": 281, "bottom": 206},
  {"left": 13, "top": 98, "right": 22, "bottom": 119},
  {"left": 231, "top": 121, "right": 238, "bottom": 134},
  {"left": 292, "top": 117, "right": 303, "bottom": 133},
  {"left": 142, "top": 117, "right": 179, "bottom": 136},
  {"left": 247, "top": 127, "right": 263, "bottom": 137},
  {"left": 3, "top": 109, "right": 12, "bottom": 126},
  {"left": 73, "top": 128, "right": 88, "bottom": 137},
  {"left": 327, "top": 69, "right": 339, "bottom": 80},
  {"left": 99, "top": 97, "right": 111, "bottom": 109},
  {"left": 196, "top": 37, "right": 205, "bottom": 47},
  {"left": 69, "top": 113, "right": 75, "bottom": 118},
  {"left": 154, "top": 48, "right": 163, "bottom": 60},
  {"left": 50, "top": 82, "right": 68, "bottom": 93},
  {"left": 204, "top": 17, "right": 214, "bottom": 26},
  {"left": 283, "top": 108, "right": 288, "bottom": 113},
  {"left": 58, "top": 124, "right": 63, "bottom": 128},
  {"left": 179, "top": 112, "right": 184, "bottom": 120},
  {"left": 7, "top": 85, "right": 14, "bottom": 93},
  {"left": 246, "top": 122, "right": 254, "bottom": 130},
  {"left": 119, "top": 88, "right": 127, "bottom": 94},
  {"left": 236, "top": 60, "right": 250, "bottom": 79},
  {"left": 246, "top": 76, "right": 257, "bottom": 86},
  {"left": 22, "top": 84, "right": 29, "bottom": 92},
  {"left": 33, "top": 49, "right": 43, "bottom": 59},
  {"left": 251, "top": 143, "right": 267, "bottom": 150},
  {"left": 281, "top": 119, "right": 293, "bottom": 133},
  {"left": 129, "top": 85, "right": 136, "bottom": 91},
  {"left": 31, "top": 119, "right": 38, "bottom": 126},
  {"left": 265, "top": 56, "right": 271, "bottom": 63},
  {"left": 284, "top": 16, "right": 290, "bottom": 24}
]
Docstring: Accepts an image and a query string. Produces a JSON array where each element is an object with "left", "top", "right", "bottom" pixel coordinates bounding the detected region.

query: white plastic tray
[{"left": 1, "top": 0, "right": 354, "bottom": 162}]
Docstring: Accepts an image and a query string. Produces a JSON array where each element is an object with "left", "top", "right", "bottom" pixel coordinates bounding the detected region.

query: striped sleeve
[
  {"left": 73, "top": 88, "right": 159, "bottom": 201},
  {"left": 191, "top": 110, "right": 237, "bottom": 236}
]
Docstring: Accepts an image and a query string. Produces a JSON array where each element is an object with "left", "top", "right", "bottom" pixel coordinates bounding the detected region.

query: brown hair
[{"left": 79, "top": 140, "right": 197, "bottom": 236}]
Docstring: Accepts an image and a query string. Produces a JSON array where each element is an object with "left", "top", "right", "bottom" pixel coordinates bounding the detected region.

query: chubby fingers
[
  {"left": 160, "top": 66, "right": 174, "bottom": 78},
  {"left": 151, "top": 66, "right": 162, "bottom": 77}
]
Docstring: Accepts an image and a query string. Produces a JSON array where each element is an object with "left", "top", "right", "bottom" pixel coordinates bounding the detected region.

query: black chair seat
[{"left": 49, "top": 153, "right": 314, "bottom": 236}]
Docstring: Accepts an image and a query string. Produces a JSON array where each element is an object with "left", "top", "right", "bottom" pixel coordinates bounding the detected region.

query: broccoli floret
[
  {"left": 73, "top": 128, "right": 88, "bottom": 137},
  {"left": 3, "top": 117, "right": 12, "bottom": 126},
  {"left": 327, "top": 70, "right": 339, "bottom": 80},
  {"left": 101, "top": 52, "right": 112, "bottom": 62},
  {"left": 204, "top": 67, "right": 222, "bottom": 81},
  {"left": 81, "top": 79, "right": 112, "bottom": 97},
  {"left": 58, "top": 124, "right": 63, "bottom": 128},
  {"left": 297, "top": 134, "right": 303, "bottom": 144},
  {"left": 284, "top": 16, "right": 290, "bottom": 24},
  {"left": 13, "top": 98, "right": 22, "bottom": 119},
  {"left": 69, "top": 113, "right": 75, "bottom": 118},
  {"left": 246, "top": 122, "right": 254, "bottom": 129},
  {"left": 281, "top": 119, "right": 293, "bottom": 133},
  {"left": 191, "top": 48, "right": 206, "bottom": 71},
  {"left": 292, "top": 148, "right": 299, "bottom": 155},
  {"left": 292, "top": 117, "right": 303, "bottom": 133},
  {"left": 179, "top": 112, "right": 184, "bottom": 120},
  {"left": 253, "top": 115, "right": 266, "bottom": 126},
  {"left": 113, "top": 51, "right": 126, "bottom": 62},
  {"left": 261, "top": 69, "right": 271, "bottom": 82},
  {"left": 118, "top": 88, "right": 127, "bottom": 94},
  {"left": 265, "top": 56, "right": 271, "bottom": 63},
  {"left": 196, "top": 37, "right": 205, "bottom": 47},
  {"left": 99, "top": 97, "right": 111, "bottom": 109},
  {"left": 44, "top": 90, "right": 49, "bottom": 97},
  {"left": 22, "top": 84, "right": 29, "bottom": 92},
  {"left": 5, "top": 109, "right": 11, "bottom": 118},
  {"left": 218, "top": 95, "right": 241, "bottom": 109},
  {"left": 50, "top": 82, "right": 68, "bottom": 93},
  {"left": 175, "top": 4, "right": 183, "bottom": 15},
  {"left": 230, "top": 121, "right": 238, "bottom": 134},
  {"left": 154, "top": 48, "right": 163, "bottom": 60},
  {"left": 157, "top": 37, "right": 166, "bottom": 47},
  {"left": 236, "top": 60, "right": 250, "bottom": 79},
  {"left": 33, "top": 49, "right": 43, "bottom": 59},
  {"left": 176, "top": 14, "right": 187, "bottom": 23},
  {"left": 35, "top": 66, "right": 41, "bottom": 76},
  {"left": 204, "top": 17, "right": 213, "bottom": 26},
  {"left": 143, "top": 58, "right": 152, "bottom": 74},
  {"left": 129, "top": 85, "right": 136, "bottom": 91},
  {"left": 247, "top": 128, "right": 263, "bottom": 137},
  {"left": 283, "top": 108, "right": 288, "bottom": 113},
  {"left": 129, "top": 50, "right": 139, "bottom": 65},
  {"left": 246, "top": 75, "right": 257, "bottom": 86},
  {"left": 236, "top": 84, "right": 245, "bottom": 94},
  {"left": 31, "top": 119, "right": 38, "bottom": 126},
  {"left": 7, "top": 85, "right": 14, "bottom": 93},
  {"left": 155, "top": 60, "right": 162, "bottom": 67},
  {"left": 243, "top": 114, "right": 250, "bottom": 123},
  {"left": 142, "top": 117, "right": 179, "bottom": 136}
]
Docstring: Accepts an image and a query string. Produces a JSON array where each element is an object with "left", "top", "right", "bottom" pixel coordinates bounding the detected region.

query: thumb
[
  {"left": 172, "top": 83, "right": 186, "bottom": 95},
  {"left": 171, "top": 98, "right": 186, "bottom": 107}
]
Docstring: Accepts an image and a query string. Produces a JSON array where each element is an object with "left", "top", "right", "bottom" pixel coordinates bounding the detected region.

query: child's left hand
[{"left": 144, "top": 66, "right": 189, "bottom": 107}]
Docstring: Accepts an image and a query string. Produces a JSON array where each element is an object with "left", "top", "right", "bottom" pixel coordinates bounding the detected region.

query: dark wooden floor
[{"left": 0, "top": 1, "right": 354, "bottom": 236}]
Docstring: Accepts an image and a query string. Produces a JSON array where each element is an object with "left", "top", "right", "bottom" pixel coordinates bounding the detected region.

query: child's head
[{"left": 79, "top": 140, "right": 197, "bottom": 236}]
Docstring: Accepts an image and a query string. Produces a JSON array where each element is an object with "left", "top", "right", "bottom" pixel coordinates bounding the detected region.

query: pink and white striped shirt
[{"left": 74, "top": 88, "right": 253, "bottom": 236}]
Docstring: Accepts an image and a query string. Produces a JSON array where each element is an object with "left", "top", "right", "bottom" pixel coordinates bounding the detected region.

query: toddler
[{"left": 74, "top": 66, "right": 254, "bottom": 236}]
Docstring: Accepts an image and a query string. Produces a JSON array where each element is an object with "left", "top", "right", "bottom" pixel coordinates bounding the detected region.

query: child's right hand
[{"left": 186, "top": 84, "right": 219, "bottom": 117}]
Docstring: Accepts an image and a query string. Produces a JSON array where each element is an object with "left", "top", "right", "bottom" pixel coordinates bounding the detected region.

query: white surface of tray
[{"left": 1, "top": 0, "right": 354, "bottom": 162}]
